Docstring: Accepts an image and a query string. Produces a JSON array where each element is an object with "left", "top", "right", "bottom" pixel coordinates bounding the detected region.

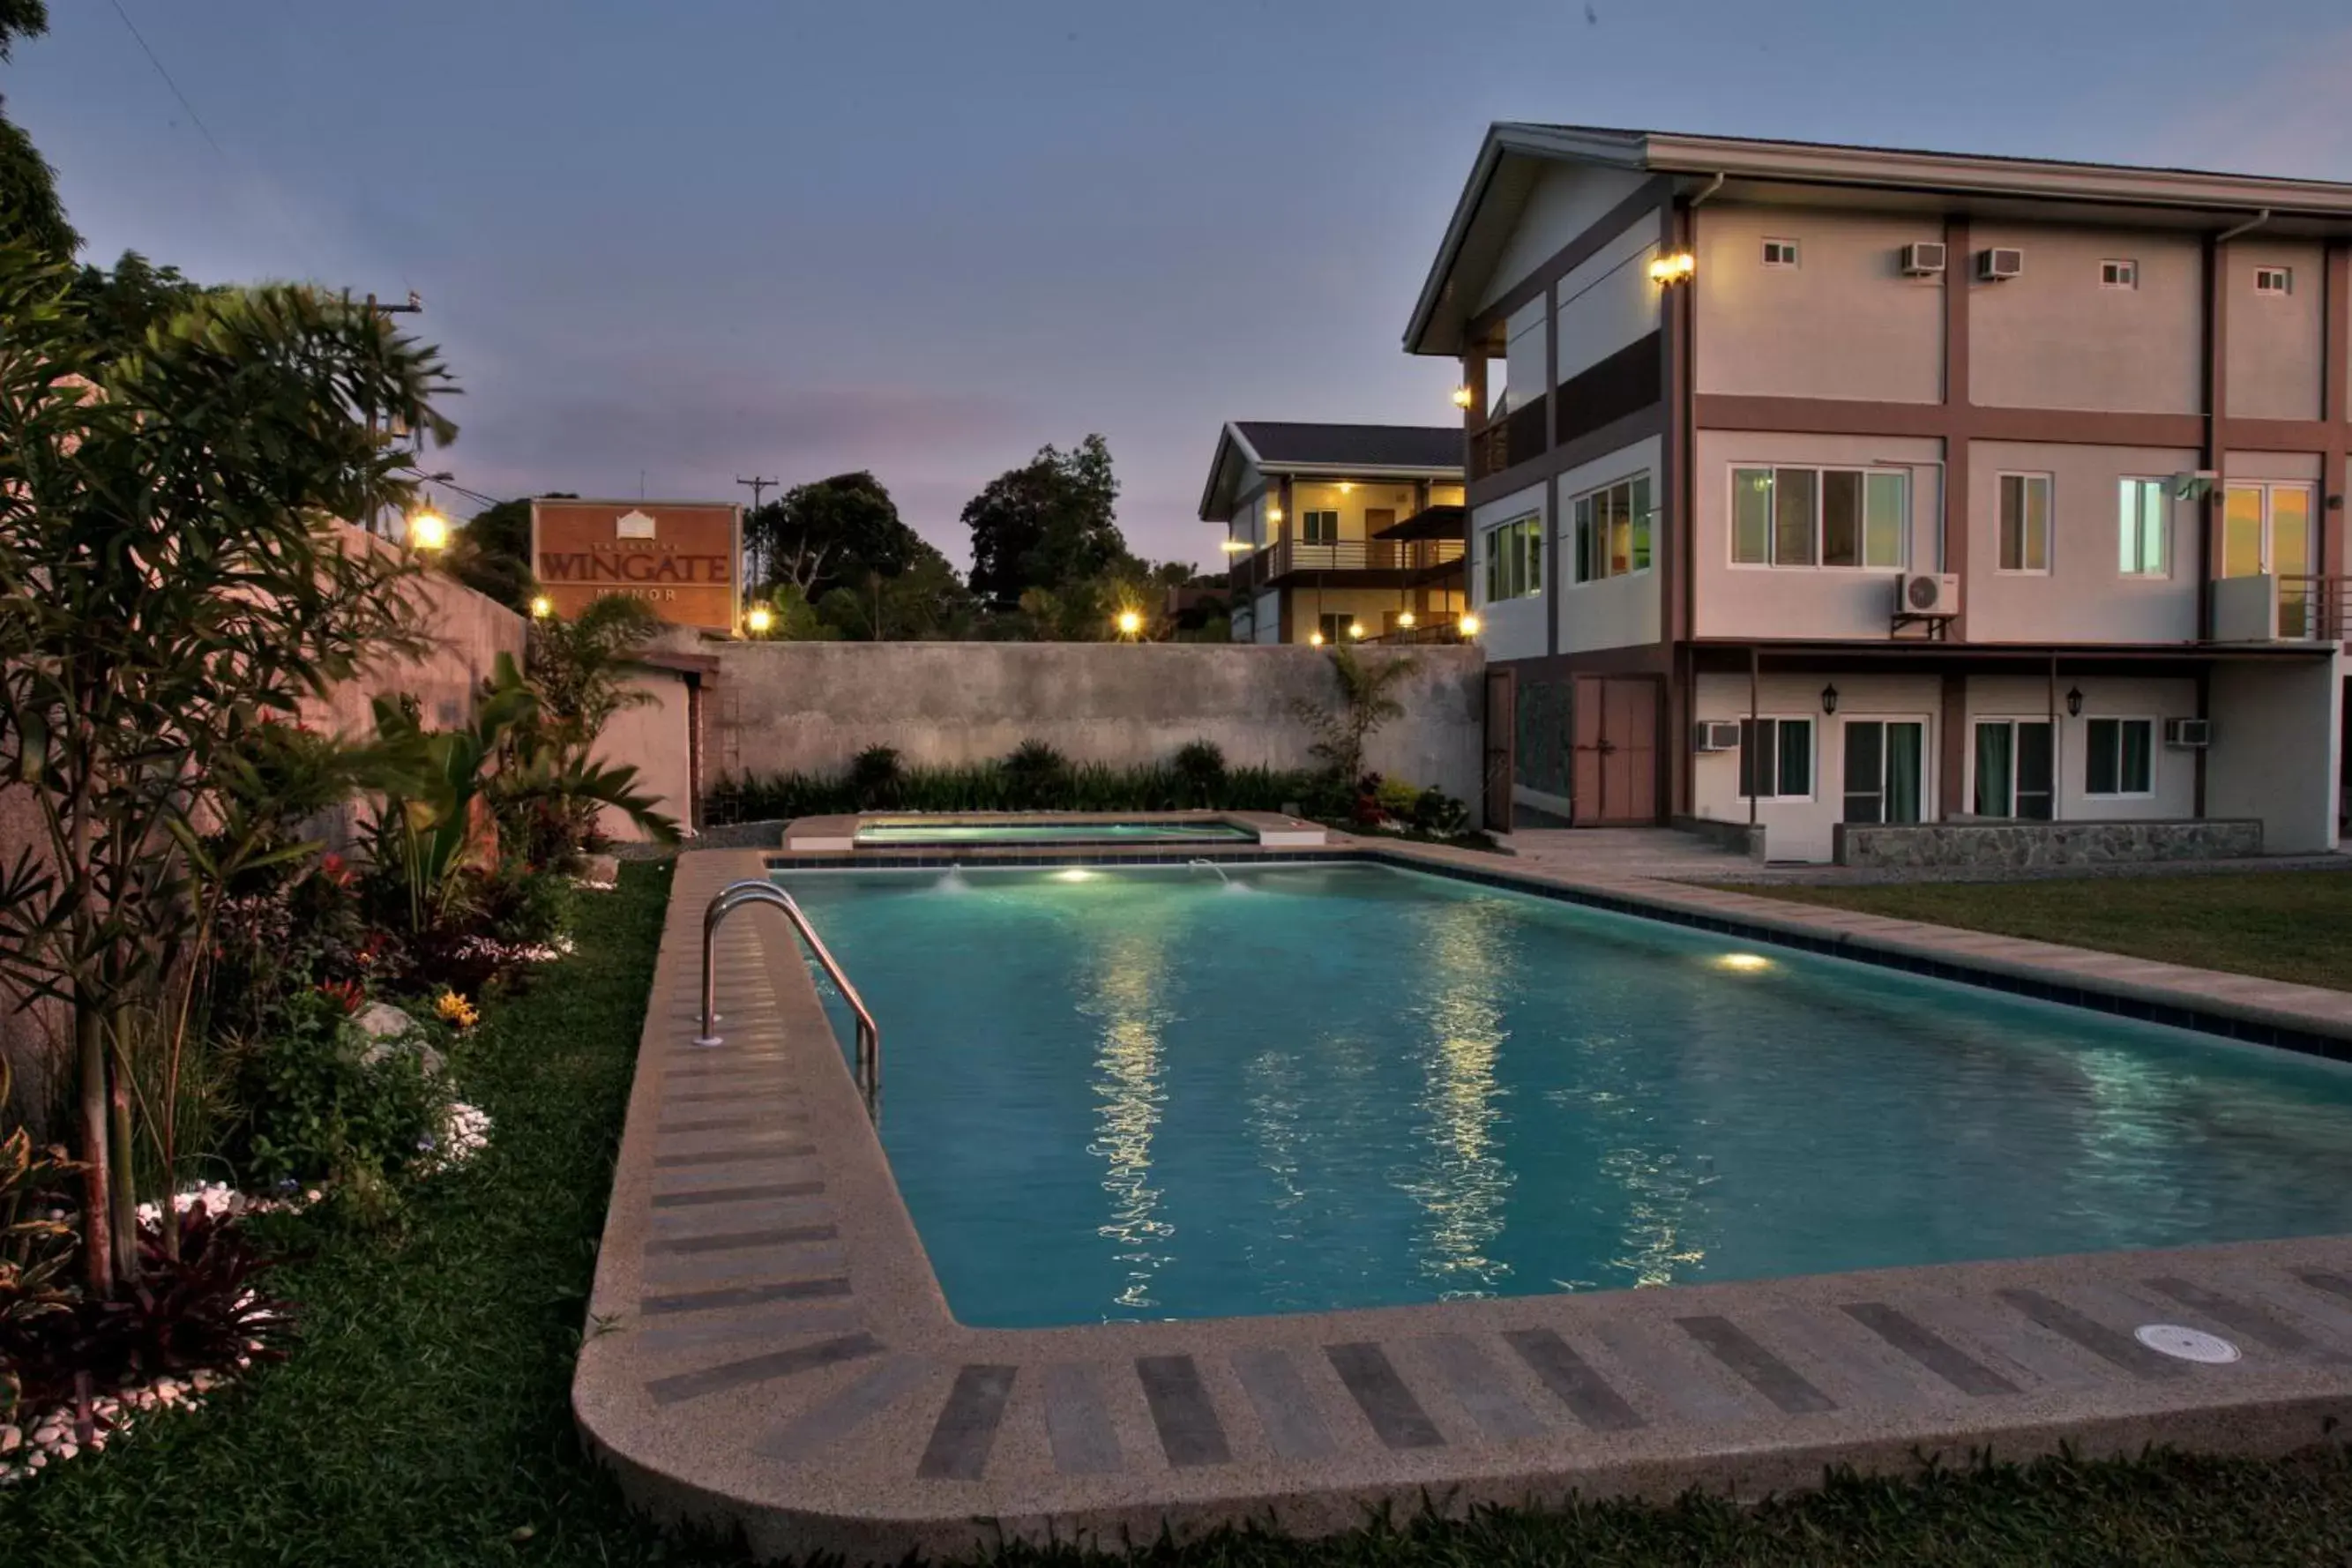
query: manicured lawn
[
  {"left": 1726, "top": 869, "right": 2352, "bottom": 992},
  {"left": 10, "top": 856, "right": 2352, "bottom": 1565}
]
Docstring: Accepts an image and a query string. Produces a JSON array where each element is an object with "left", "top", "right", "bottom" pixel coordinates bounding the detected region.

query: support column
[
  {"left": 2200, "top": 234, "right": 2230, "bottom": 638},
  {"left": 1938, "top": 672, "right": 1967, "bottom": 818},
  {"left": 1942, "top": 215, "right": 1971, "bottom": 642}
]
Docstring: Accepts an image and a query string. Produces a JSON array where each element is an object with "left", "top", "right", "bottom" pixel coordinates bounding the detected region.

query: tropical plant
[
  {"left": 848, "top": 744, "right": 905, "bottom": 810},
  {"left": 1294, "top": 646, "right": 1418, "bottom": 785},
  {"left": 1003, "top": 739, "right": 1071, "bottom": 809},
  {"left": 220, "top": 989, "right": 444, "bottom": 1196},
  {"left": 1170, "top": 740, "right": 1228, "bottom": 807},
  {"left": 0, "top": 243, "right": 451, "bottom": 1292},
  {"left": 0, "top": 1060, "right": 80, "bottom": 1420},
  {"left": 1411, "top": 787, "right": 1473, "bottom": 839}
]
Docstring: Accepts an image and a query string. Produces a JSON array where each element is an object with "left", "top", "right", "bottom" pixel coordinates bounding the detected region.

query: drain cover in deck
[{"left": 2134, "top": 1324, "right": 2240, "bottom": 1363}]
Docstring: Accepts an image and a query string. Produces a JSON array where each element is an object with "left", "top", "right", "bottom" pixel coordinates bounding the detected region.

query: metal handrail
[{"left": 696, "top": 879, "right": 880, "bottom": 1120}]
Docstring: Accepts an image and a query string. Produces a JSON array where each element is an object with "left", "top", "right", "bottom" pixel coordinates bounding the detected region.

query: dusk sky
[{"left": 11, "top": 2, "right": 2351, "bottom": 571}]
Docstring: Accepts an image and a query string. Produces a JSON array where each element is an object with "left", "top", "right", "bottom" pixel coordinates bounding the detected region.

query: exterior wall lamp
[
  {"left": 1309, "top": 631, "right": 1325, "bottom": 646},
  {"left": 1648, "top": 251, "right": 1697, "bottom": 286},
  {"left": 1820, "top": 683, "right": 1839, "bottom": 715},
  {"left": 1397, "top": 609, "right": 1416, "bottom": 628},
  {"left": 1347, "top": 622, "right": 1366, "bottom": 640},
  {"left": 2065, "top": 685, "right": 2085, "bottom": 717},
  {"left": 1457, "top": 612, "right": 1482, "bottom": 638},
  {"left": 1452, "top": 385, "right": 1475, "bottom": 408},
  {"left": 406, "top": 505, "right": 450, "bottom": 552}
]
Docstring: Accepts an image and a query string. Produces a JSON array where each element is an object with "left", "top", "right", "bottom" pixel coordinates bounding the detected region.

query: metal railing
[
  {"left": 696, "top": 879, "right": 879, "bottom": 1120},
  {"left": 1234, "top": 536, "right": 1466, "bottom": 584},
  {"left": 2277, "top": 575, "right": 2350, "bottom": 642}
]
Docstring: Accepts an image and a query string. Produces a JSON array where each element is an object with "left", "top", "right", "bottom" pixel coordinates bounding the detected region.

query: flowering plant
[{"left": 435, "top": 991, "right": 479, "bottom": 1030}]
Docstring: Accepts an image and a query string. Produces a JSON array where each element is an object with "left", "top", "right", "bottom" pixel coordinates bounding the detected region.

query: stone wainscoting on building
[{"left": 1833, "top": 818, "right": 2265, "bottom": 870}]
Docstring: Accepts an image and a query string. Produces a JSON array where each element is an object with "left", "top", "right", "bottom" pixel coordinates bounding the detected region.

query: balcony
[
  {"left": 1468, "top": 397, "right": 1547, "bottom": 483},
  {"left": 2211, "top": 574, "right": 2351, "bottom": 644},
  {"left": 1229, "top": 535, "right": 1466, "bottom": 594}
]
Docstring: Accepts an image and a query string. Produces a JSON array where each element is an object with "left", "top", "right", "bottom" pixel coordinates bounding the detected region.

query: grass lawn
[
  {"left": 10, "top": 858, "right": 2352, "bottom": 1565},
  {"left": 1725, "top": 869, "right": 2352, "bottom": 992}
]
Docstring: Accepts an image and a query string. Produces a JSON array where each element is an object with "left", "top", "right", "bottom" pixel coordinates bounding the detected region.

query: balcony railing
[
  {"left": 1468, "top": 396, "right": 1547, "bottom": 482},
  {"left": 1231, "top": 537, "right": 1466, "bottom": 587},
  {"left": 2279, "top": 575, "right": 2351, "bottom": 642}
]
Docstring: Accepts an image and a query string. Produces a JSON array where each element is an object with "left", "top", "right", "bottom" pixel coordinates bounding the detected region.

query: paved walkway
[
  {"left": 574, "top": 846, "right": 2352, "bottom": 1564},
  {"left": 1500, "top": 826, "right": 1758, "bottom": 880}
]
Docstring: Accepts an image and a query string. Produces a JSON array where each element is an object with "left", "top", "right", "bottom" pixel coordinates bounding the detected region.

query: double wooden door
[{"left": 1571, "top": 676, "right": 1659, "bottom": 825}]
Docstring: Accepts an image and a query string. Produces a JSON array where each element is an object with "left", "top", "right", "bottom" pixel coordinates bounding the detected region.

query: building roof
[
  {"left": 1406, "top": 123, "right": 2352, "bottom": 355},
  {"left": 1198, "top": 422, "right": 1462, "bottom": 522}
]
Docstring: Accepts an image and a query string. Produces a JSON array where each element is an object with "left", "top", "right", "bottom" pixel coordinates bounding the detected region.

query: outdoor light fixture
[
  {"left": 1820, "top": 683, "right": 1839, "bottom": 715},
  {"left": 1309, "top": 631, "right": 1325, "bottom": 646},
  {"left": 1267, "top": 505, "right": 1283, "bottom": 524},
  {"left": 528, "top": 594, "right": 554, "bottom": 619},
  {"left": 1398, "top": 610, "right": 1416, "bottom": 628},
  {"left": 1457, "top": 612, "right": 1482, "bottom": 638},
  {"left": 1648, "top": 251, "right": 1697, "bottom": 285},
  {"left": 1219, "top": 539, "right": 1251, "bottom": 554},
  {"left": 1116, "top": 609, "right": 1144, "bottom": 637},
  {"left": 2066, "top": 685, "right": 2085, "bottom": 717},
  {"left": 745, "top": 605, "right": 774, "bottom": 636},
  {"left": 1714, "top": 952, "right": 1773, "bottom": 973},
  {"left": 1348, "top": 622, "right": 1366, "bottom": 640},
  {"left": 1452, "top": 385, "right": 1475, "bottom": 408},
  {"left": 1340, "top": 482, "right": 1355, "bottom": 494},
  {"left": 406, "top": 506, "right": 450, "bottom": 552}
]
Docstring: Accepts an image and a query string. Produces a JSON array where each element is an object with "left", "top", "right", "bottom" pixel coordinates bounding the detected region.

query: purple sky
[{"left": 13, "top": 2, "right": 2351, "bottom": 571}]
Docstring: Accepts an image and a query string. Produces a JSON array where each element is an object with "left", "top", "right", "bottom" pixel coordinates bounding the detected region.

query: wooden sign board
[{"left": 529, "top": 499, "right": 743, "bottom": 632}]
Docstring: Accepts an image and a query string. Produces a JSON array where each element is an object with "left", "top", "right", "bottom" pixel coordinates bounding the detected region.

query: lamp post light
[
  {"left": 745, "top": 605, "right": 774, "bottom": 637},
  {"left": 1116, "top": 609, "right": 1144, "bottom": 639},
  {"left": 528, "top": 594, "right": 554, "bottom": 620},
  {"left": 406, "top": 505, "right": 450, "bottom": 553}
]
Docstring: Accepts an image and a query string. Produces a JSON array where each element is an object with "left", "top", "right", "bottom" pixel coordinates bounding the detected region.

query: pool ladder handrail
[{"left": 696, "top": 880, "right": 879, "bottom": 1120}]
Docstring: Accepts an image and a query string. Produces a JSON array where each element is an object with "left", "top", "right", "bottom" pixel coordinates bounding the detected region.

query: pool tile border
[{"left": 575, "top": 847, "right": 2352, "bottom": 1565}]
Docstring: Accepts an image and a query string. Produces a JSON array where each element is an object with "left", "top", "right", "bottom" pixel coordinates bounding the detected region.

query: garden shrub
[
  {"left": 1003, "top": 739, "right": 1070, "bottom": 808},
  {"left": 1170, "top": 739, "right": 1226, "bottom": 806},
  {"left": 1411, "top": 787, "right": 1472, "bottom": 838},
  {"left": 1374, "top": 774, "right": 1422, "bottom": 818},
  {"left": 220, "top": 990, "right": 449, "bottom": 1200},
  {"left": 848, "top": 744, "right": 906, "bottom": 810},
  {"left": 707, "top": 755, "right": 1331, "bottom": 824}
]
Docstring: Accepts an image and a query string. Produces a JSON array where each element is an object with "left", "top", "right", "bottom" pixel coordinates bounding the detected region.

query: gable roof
[
  {"left": 1198, "top": 422, "right": 1462, "bottom": 521},
  {"left": 1406, "top": 123, "right": 2352, "bottom": 356}
]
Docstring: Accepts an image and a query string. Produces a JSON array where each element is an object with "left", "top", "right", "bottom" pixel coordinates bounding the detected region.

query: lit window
[
  {"left": 2117, "top": 478, "right": 2169, "bottom": 576},
  {"left": 1730, "top": 467, "right": 1906, "bottom": 570},
  {"left": 1738, "top": 717, "right": 1813, "bottom": 800},
  {"left": 1997, "top": 473, "right": 2052, "bottom": 573},
  {"left": 2099, "top": 258, "right": 2137, "bottom": 289},
  {"left": 1571, "top": 474, "right": 1653, "bottom": 584},
  {"left": 2255, "top": 265, "right": 2292, "bottom": 296},
  {"left": 2086, "top": 717, "right": 2154, "bottom": 797},
  {"left": 1301, "top": 510, "right": 1340, "bottom": 544},
  {"left": 1482, "top": 513, "right": 1542, "bottom": 601},
  {"left": 1761, "top": 238, "right": 1800, "bottom": 268}
]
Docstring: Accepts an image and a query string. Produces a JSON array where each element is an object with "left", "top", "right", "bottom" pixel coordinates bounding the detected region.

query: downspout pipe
[
  {"left": 2216, "top": 208, "right": 2271, "bottom": 244},
  {"left": 1690, "top": 172, "right": 1728, "bottom": 207}
]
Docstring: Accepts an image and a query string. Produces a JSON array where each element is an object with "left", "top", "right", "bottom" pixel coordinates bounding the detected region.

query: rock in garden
[
  {"left": 353, "top": 1001, "right": 445, "bottom": 1077},
  {"left": 579, "top": 853, "right": 621, "bottom": 885}
]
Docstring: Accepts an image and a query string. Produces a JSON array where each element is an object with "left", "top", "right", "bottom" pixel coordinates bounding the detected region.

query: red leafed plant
[
  {"left": 314, "top": 977, "right": 365, "bottom": 1016},
  {"left": 1, "top": 1209, "right": 296, "bottom": 1412}
]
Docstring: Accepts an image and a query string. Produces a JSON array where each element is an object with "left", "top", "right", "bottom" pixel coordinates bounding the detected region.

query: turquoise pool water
[
  {"left": 777, "top": 862, "right": 2352, "bottom": 1328},
  {"left": 852, "top": 821, "right": 1256, "bottom": 845}
]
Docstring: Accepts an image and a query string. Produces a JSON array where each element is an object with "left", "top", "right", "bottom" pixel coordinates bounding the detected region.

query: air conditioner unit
[
  {"left": 1899, "top": 572, "right": 1962, "bottom": 616},
  {"left": 1691, "top": 720, "right": 1743, "bottom": 753},
  {"left": 1899, "top": 242, "right": 1947, "bottom": 277},
  {"left": 1976, "top": 247, "right": 2024, "bottom": 281},
  {"left": 2163, "top": 717, "right": 2212, "bottom": 749}
]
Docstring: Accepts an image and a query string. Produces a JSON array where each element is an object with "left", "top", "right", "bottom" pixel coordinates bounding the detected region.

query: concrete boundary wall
[{"left": 694, "top": 639, "right": 1488, "bottom": 810}]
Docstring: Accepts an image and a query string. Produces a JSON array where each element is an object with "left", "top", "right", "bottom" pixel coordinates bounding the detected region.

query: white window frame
[
  {"left": 2082, "top": 715, "right": 2157, "bottom": 799},
  {"left": 1996, "top": 472, "right": 2054, "bottom": 576},
  {"left": 1728, "top": 466, "right": 1909, "bottom": 571},
  {"left": 2254, "top": 265, "right": 2293, "bottom": 296},
  {"left": 2117, "top": 476, "right": 2170, "bottom": 578},
  {"left": 1761, "top": 237, "right": 1800, "bottom": 269},
  {"left": 1967, "top": 717, "right": 2057, "bottom": 820},
  {"left": 1736, "top": 715, "right": 1816, "bottom": 803},
  {"left": 2098, "top": 258, "right": 2138, "bottom": 290},
  {"left": 1569, "top": 472, "right": 1654, "bottom": 586},
  {"left": 1482, "top": 511, "right": 1542, "bottom": 603}
]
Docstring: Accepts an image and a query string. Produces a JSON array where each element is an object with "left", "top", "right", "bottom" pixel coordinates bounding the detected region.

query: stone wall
[
  {"left": 691, "top": 638, "right": 1489, "bottom": 812},
  {"left": 1834, "top": 818, "right": 2265, "bottom": 870}
]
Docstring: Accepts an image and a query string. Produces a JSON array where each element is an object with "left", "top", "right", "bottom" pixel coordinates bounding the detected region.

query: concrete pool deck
[{"left": 576, "top": 844, "right": 2352, "bottom": 1564}]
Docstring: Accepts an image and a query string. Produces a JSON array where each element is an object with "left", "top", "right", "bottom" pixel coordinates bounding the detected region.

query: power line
[{"left": 105, "top": 0, "right": 225, "bottom": 161}]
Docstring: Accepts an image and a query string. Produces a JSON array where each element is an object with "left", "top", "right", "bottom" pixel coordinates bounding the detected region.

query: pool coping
[
  {"left": 781, "top": 810, "right": 1329, "bottom": 854},
  {"left": 576, "top": 847, "right": 2352, "bottom": 1564}
]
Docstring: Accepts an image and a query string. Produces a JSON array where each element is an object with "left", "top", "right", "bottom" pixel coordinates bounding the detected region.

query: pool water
[
  {"left": 852, "top": 822, "right": 1257, "bottom": 845},
  {"left": 776, "top": 862, "right": 2352, "bottom": 1328}
]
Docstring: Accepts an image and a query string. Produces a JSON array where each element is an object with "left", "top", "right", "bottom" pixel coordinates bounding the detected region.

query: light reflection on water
[{"left": 780, "top": 864, "right": 2352, "bottom": 1328}]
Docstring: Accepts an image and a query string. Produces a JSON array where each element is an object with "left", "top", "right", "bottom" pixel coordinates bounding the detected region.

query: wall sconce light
[
  {"left": 1648, "top": 251, "right": 1697, "bottom": 285},
  {"left": 1339, "top": 482, "right": 1355, "bottom": 495},
  {"left": 406, "top": 506, "right": 450, "bottom": 552},
  {"left": 1820, "top": 683, "right": 1839, "bottom": 715},
  {"left": 2065, "top": 685, "right": 2084, "bottom": 717},
  {"left": 1267, "top": 505, "right": 1283, "bottom": 524},
  {"left": 1397, "top": 609, "right": 1416, "bottom": 628},
  {"left": 1219, "top": 538, "right": 1251, "bottom": 554},
  {"left": 1347, "top": 622, "right": 1366, "bottom": 640},
  {"left": 1457, "top": 612, "right": 1482, "bottom": 638},
  {"left": 1309, "top": 631, "right": 1325, "bottom": 646},
  {"left": 1451, "top": 385, "right": 1475, "bottom": 409}
]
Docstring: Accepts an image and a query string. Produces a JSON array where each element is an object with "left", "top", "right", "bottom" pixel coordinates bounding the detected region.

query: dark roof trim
[{"left": 1198, "top": 421, "right": 1463, "bottom": 522}]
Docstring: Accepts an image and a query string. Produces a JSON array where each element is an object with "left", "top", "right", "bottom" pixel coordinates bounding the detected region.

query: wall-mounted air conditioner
[
  {"left": 1691, "top": 720, "right": 1743, "bottom": 754},
  {"left": 2163, "top": 717, "right": 2212, "bottom": 749},
  {"left": 1976, "top": 247, "right": 2024, "bottom": 281},
  {"left": 1899, "top": 573, "right": 1962, "bottom": 616},
  {"left": 1899, "top": 242, "right": 1947, "bottom": 277}
]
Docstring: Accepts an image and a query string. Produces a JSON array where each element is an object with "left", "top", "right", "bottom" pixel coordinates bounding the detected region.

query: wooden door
[
  {"left": 1482, "top": 664, "right": 1515, "bottom": 832},
  {"left": 1571, "top": 676, "right": 1661, "bottom": 825}
]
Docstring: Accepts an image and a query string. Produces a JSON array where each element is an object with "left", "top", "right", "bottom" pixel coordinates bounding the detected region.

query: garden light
[
  {"left": 529, "top": 594, "right": 554, "bottom": 619},
  {"left": 745, "top": 605, "right": 774, "bottom": 636},
  {"left": 407, "top": 507, "right": 450, "bottom": 552}
]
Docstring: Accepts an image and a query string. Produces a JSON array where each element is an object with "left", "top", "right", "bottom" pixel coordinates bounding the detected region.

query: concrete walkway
[{"left": 1498, "top": 827, "right": 1757, "bottom": 881}]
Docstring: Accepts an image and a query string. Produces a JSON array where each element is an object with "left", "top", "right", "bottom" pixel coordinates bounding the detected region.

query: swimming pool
[
  {"left": 776, "top": 862, "right": 2352, "bottom": 1329},
  {"left": 851, "top": 819, "right": 1258, "bottom": 846}
]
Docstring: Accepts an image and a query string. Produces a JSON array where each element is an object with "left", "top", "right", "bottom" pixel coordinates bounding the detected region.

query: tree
[
  {"left": 814, "top": 553, "right": 976, "bottom": 641},
  {"left": 1294, "top": 646, "right": 1417, "bottom": 782},
  {"left": 962, "top": 434, "right": 1126, "bottom": 607},
  {"left": 0, "top": 2, "right": 72, "bottom": 262},
  {"left": 447, "top": 492, "right": 574, "bottom": 612},
  {"left": 0, "top": 243, "right": 454, "bottom": 1292},
  {"left": 747, "top": 472, "right": 935, "bottom": 602}
]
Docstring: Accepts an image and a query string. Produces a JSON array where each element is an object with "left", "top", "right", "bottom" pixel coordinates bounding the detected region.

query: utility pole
[
  {"left": 737, "top": 474, "right": 779, "bottom": 588},
  {"left": 362, "top": 291, "right": 425, "bottom": 538}
]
